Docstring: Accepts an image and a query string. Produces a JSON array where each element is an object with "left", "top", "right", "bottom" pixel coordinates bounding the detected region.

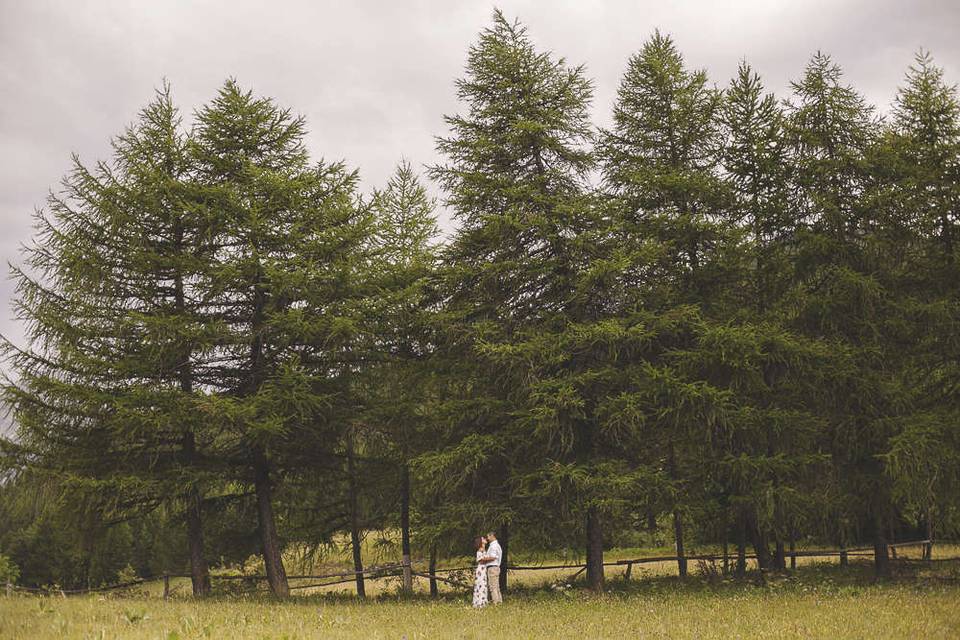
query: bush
[
  {"left": 0, "top": 553, "right": 21, "bottom": 585},
  {"left": 116, "top": 564, "right": 140, "bottom": 585}
]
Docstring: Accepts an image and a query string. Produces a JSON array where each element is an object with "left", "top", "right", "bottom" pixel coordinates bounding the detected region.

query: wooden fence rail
[
  {"left": 2, "top": 538, "right": 943, "bottom": 597},
  {"left": 8, "top": 578, "right": 150, "bottom": 596}
]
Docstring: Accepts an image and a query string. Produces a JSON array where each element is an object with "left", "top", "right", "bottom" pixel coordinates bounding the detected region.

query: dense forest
[{"left": 1, "top": 10, "right": 958, "bottom": 595}]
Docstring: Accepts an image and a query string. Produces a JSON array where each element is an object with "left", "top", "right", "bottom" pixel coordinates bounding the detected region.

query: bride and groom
[{"left": 472, "top": 531, "right": 503, "bottom": 608}]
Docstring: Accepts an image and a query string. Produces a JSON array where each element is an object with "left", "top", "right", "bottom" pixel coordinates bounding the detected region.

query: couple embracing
[{"left": 471, "top": 531, "right": 503, "bottom": 608}]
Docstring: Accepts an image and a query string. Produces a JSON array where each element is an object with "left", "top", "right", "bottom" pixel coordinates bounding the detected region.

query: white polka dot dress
[{"left": 472, "top": 550, "right": 488, "bottom": 608}]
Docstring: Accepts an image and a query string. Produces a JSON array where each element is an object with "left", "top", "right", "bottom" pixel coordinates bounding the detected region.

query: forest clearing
[{"left": 3, "top": 544, "right": 959, "bottom": 638}]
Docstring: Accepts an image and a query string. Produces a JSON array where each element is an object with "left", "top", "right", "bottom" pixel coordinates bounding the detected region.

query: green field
[{"left": 3, "top": 557, "right": 959, "bottom": 639}]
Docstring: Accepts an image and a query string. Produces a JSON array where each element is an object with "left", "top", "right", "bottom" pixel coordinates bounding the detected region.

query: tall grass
[{"left": 3, "top": 557, "right": 959, "bottom": 639}]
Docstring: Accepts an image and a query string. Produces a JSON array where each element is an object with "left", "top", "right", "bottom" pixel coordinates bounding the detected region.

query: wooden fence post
[
  {"left": 163, "top": 574, "right": 170, "bottom": 600},
  {"left": 5, "top": 581, "right": 11, "bottom": 597},
  {"left": 624, "top": 562, "right": 633, "bottom": 581}
]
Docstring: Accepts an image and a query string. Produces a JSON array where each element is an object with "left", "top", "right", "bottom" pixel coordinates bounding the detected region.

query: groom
[{"left": 479, "top": 531, "right": 503, "bottom": 604}]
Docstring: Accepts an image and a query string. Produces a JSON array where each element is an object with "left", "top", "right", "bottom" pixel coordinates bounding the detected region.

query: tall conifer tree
[
  {"left": 189, "top": 81, "right": 375, "bottom": 596},
  {"left": 718, "top": 63, "right": 826, "bottom": 572},
  {"left": 784, "top": 53, "right": 900, "bottom": 574},
  {"left": 2, "top": 85, "right": 216, "bottom": 594},
  {"left": 878, "top": 52, "right": 960, "bottom": 552},
  {"left": 598, "top": 31, "right": 734, "bottom": 578},
  {"left": 425, "top": 9, "right": 595, "bottom": 591},
  {"left": 366, "top": 160, "right": 440, "bottom": 593}
]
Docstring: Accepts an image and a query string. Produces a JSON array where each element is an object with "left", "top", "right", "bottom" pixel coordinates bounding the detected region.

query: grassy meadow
[{"left": 3, "top": 548, "right": 959, "bottom": 639}]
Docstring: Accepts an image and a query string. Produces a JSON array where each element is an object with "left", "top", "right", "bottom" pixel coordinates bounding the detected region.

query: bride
[{"left": 472, "top": 535, "right": 488, "bottom": 608}]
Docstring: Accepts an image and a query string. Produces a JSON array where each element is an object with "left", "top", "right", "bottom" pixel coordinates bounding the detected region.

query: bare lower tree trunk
[
  {"left": 874, "top": 514, "right": 890, "bottom": 578},
  {"left": 400, "top": 463, "right": 413, "bottom": 594},
  {"left": 586, "top": 507, "right": 604, "bottom": 592},
  {"left": 736, "top": 512, "right": 747, "bottom": 577},
  {"left": 183, "top": 430, "right": 210, "bottom": 597},
  {"left": 668, "top": 444, "right": 686, "bottom": 578},
  {"left": 752, "top": 524, "right": 771, "bottom": 573},
  {"left": 924, "top": 510, "right": 934, "bottom": 561},
  {"left": 348, "top": 440, "right": 365, "bottom": 598},
  {"left": 774, "top": 540, "right": 786, "bottom": 571},
  {"left": 186, "top": 485, "right": 211, "bottom": 596},
  {"left": 254, "top": 451, "right": 289, "bottom": 597},
  {"left": 499, "top": 522, "right": 509, "bottom": 595},
  {"left": 722, "top": 537, "right": 729, "bottom": 575},
  {"left": 874, "top": 536, "right": 890, "bottom": 577},
  {"left": 789, "top": 530, "right": 797, "bottom": 571},
  {"left": 673, "top": 509, "right": 687, "bottom": 577},
  {"left": 839, "top": 523, "right": 849, "bottom": 567},
  {"left": 174, "top": 230, "right": 211, "bottom": 598},
  {"left": 429, "top": 545, "right": 438, "bottom": 598},
  {"left": 773, "top": 497, "right": 786, "bottom": 570},
  {"left": 350, "top": 525, "right": 365, "bottom": 598}
]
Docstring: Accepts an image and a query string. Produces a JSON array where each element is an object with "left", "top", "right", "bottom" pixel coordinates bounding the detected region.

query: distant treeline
[{"left": 1, "top": 9, "right": 958, "bottom": 595}]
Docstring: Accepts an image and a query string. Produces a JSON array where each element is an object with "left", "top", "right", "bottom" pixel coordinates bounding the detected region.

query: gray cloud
[{"left": 1, "top": 0, "right": 958, "bottom": 360}]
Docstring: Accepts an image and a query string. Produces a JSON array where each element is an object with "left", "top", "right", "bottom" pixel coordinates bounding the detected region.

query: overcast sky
[{"left": 1, "top": 0, "right": 958, "bottom": 355}]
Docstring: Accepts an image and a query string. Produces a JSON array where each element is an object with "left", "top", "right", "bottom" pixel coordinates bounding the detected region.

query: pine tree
[
  {"left": 189, "top": 81, "right": 376, "bottom": 596},
  {"left": 878, "top": 52, "right": 960, "bottom": 553},
  {"left": 787, "top": 53, "right": 876, "bottom": 253},
  {"left": 887, "top": 50, "right": 960, "bottom": 270},
  {"left": 598, "top": 30, "right": 735, "bottom": 578},
  {"left": 717, "top": 62, "right": 824, "bottom": 573},
  {"left": 784, "top": 53, "right": 899, "bottom": 575},
  {"left": 1, "top": 84, "right": 216, "bottom": 594},
  {"left": 425, "top": 9, "right": 596, "bottom": 590},
  {"left": 364, "top": 160, "right": 440, "bottom": 593},
  {"left": 722, "top": 62, "right": 791, "bottom": 311}
]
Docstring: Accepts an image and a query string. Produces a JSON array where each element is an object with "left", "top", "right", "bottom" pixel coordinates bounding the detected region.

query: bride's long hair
[{"left": 473, "top": 536, "right": 485, "bottom": 551}]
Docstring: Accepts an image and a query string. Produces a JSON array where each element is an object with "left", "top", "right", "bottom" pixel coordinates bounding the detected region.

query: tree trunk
[
  {"left": 400, "top": 463, "right": 413, "bottom": 594},
  {"left": 499, "top": 522, "right": 509, "bottom": 595},
  {"left": 789, "top": 530, "right": 796, "bottom": 571},
  {"left": 185, "top": 485, "right": 211, "bottom": 597},
  {"left": 182, "top": 430, "right": 211, "bottom": 597},
  {"left": 350, "top": 525, "right": 365, "bottom": 598},
  {"left": 751, "top": 520, "right": 771, "bottom": 572},
  {"left": 874, "top": 536, "right": 890, "bottom": 577},
  {"left": 646, "top": 509, "right": 657, "bottom": 533},
  {"left": 586, "top": 507, "right": 604, "bottom": 592},
  {"left": 924, "top": 510, "right": 933, "bottom": 561},
  {"left": 429, "top": 545, "right": 439, "bottom": 598},
  {"left": 774, "top": 540, "right": 786, "bottom": 571},
  {"left": 254, "top": 452, "right": 289, "bottom": 597},
  {"left": 736, "top": 512, "right": 747, "bottom": 577},
  {"left": 175, "top": 265, "right": 210, "bottom": 600},
  {"left": 722, "top": 537, "right": 729, "bottom": 576},
  {"left": 673, "top": 509, "right": 687, "bottom": 577},
  {"left": 668, "top": 445, "right": 686, "bottom": 578},
  {"left": 347, "top": 440, "right": 365, "bottom": 598},
  {"left": 839, "top": 524, "right": 849, "bottom": 567},
  {"left": 874, "top": 515, "right": 890, "bottom": 578}
]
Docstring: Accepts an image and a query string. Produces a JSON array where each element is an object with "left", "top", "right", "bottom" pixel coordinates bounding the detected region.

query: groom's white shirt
[{"left": 486, "top": 539, "right": 502, "bottom": 567}]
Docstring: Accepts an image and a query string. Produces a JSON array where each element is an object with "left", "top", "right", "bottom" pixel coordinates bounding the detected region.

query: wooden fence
[{"left": 3, "top": 538, "right": 946, "bottom": 598}]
